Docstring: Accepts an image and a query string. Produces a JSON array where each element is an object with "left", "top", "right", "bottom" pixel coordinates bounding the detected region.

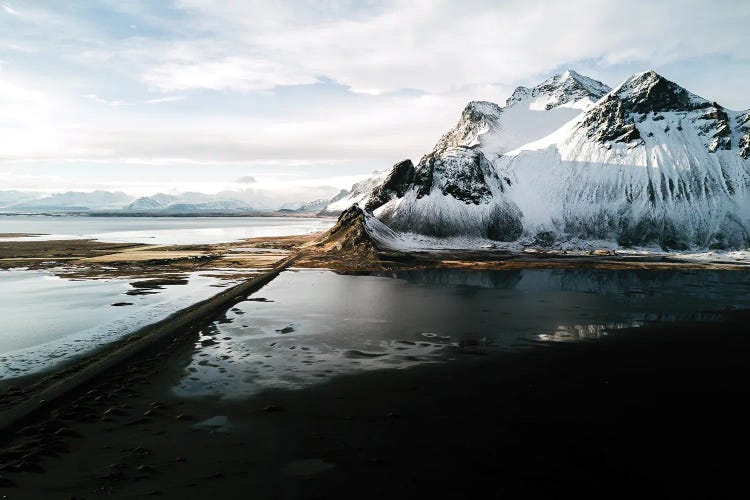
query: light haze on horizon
[{"left": 1, "top": 0, "right": 748, "bottom": 203}]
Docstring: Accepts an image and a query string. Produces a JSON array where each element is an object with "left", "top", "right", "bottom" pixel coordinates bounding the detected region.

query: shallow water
[
  {"left": 174, "top": 268, "right": 750, "bottom": 399},
  {"left": 0, "top": 269, "right": 240, "bottom": 379},
  {"left": 0, "top": 215, "right": 334, "bottom": 244}
]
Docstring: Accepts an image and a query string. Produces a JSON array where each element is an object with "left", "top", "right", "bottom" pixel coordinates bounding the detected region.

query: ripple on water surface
[{"left": 174, "top": 268, "right": 750, "bottom": 399}]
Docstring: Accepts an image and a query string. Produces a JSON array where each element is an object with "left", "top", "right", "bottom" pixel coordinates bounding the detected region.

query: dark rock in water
[
  {"left": 275, "top": 326, "right": 295, "bottom": 334},
  {"left": 111, "top": 302, "right": 133, "bottom": 307},
  {"left": 365, "top": 159, "right": 415, "bottom": 212},
  {"left": 130, "top": 277, "right": 188, "bottom": 289}
]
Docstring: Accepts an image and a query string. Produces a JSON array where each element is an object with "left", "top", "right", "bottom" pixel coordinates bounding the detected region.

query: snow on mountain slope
[
  {"left": 127, "top": 193, "right": 176, "bottom": 211},
  {"left": 321, "top": 71, "right": 610, "bottom": 217},
  {"left": 0, "top": 191, "right": 41, "bottom": 209},
  {"left": 494, "top": 71, "right": 750, "bottom": 249},
  {"left": 342, "top": 70, "right": 750, "bottom": 250},
  {"left": 320, "top": 170, "right": 388, "bottom": 215},
  {"left": 438, "top": 70, "right": 612, "bottom": 158},
  {"left": 364, "top": 71, "right": 610, "bottom": 239},
  {"left": 128, "top": 193, "right": 256, "bottom": 212},
  {"left": 374, "top": 148, "right": 522, "bottom": 240},
  {"left": 6, "top": 191, "right": 135, "bottom": 211},
  {"left": 507, "top": 70, "right": 611, "bottom": 111},
  {"left": 279, "top": 198, "right": 329, "bottom": 213}
]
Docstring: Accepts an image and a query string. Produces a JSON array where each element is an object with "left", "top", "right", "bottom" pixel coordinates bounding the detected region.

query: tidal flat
[{"left": 2, "top": 220, "right": 750, "bottom": 498}]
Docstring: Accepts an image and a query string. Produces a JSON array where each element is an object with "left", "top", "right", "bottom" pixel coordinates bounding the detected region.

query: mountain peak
[
  {"left": 613, "top": 70, "right": 710, "bottom": 113},
  {"left": 506, "top": 70, "right": 610, "bottom": 110},
  {"left": 463, "top": 101, "right": 503, "bottom": 119},
  {"left": 435, "top": 101, "right": 504, "bottom": 151}
]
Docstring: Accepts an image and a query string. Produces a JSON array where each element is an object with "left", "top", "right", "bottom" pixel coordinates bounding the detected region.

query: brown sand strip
[{"left": 0, "top": 253, "right": 297, "bottom": 435}]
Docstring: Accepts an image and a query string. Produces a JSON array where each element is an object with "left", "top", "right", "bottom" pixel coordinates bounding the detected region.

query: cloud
[
  {"left": 144, "top": 95, "right": 184, "bottom": 104},
  {"left": 82, "top": 94, "right": 129, "bottom": 107},
  {"left": 235, "top": 175, "right": 257, "bottom": 184},
  {"left": 1, "top": 0, "right": 749, "bottom": 180},
  {"left": 145, "top": 0, "right": 750, "bottom": 95}
]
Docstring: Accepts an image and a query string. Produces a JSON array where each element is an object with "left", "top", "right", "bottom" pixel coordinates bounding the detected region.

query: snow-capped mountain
[
  {"left": 3, "top": 191, "right": 135, "bottom": 212},
  {"left": 321, "top": 70, "right": 610, "bottom": 218},
  {"left": 0, "top": 190, "right": 41, "bottom": 209},
  {"left": 320, "top": 171, "right": 389, "bottom": 215},
  {"left": 126, "top": 193, "right": 176, "bottom": 211},
  {"left": 440, "top": 70, "right": 612, "bottom": 159},
  {"left": 127, "top": 193, "right": 256, "bottom": 212},
  {"left": 365, "top": 70, "right": 611, "bottom": 240},
  {"left": 347, "top": 70, "right": 750, "bottom": 250},
  {"left": 493, "top": 71, "right": 750, "bottom": 249}
]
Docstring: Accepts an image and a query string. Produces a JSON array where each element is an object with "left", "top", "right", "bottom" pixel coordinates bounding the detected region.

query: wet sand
[{"left": 1, "top": 310, "right": 749, "bottom": 498}]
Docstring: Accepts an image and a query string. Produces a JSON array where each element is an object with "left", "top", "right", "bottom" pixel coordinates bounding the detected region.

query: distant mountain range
[
  {"left": 0, "top": 191, "right": 136, "bottom": 212},
  {"left": 126, "top": 193, "right": 258, "bottom": 213},
  {"left": 0, "top": 190, "right": 323, "bottom": 214},
  {"left": 322, "top": 69, "right": 750, "bottom": 250}
]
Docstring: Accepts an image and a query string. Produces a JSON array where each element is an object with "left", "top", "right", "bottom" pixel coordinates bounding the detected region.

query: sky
[{"left": 1, "top": 0, "right": 749, "bottom": 204}]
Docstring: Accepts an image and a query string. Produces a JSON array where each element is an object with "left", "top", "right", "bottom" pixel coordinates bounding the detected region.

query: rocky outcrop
[
  {"left": 578, "top": 71, "right": 734, "bottom": 155},
  {"left": 310, "top": 205, "right": 382, "bottom": 256},
  {"left": 376, "top": 148, "right": 522, "bottom": 241},
  {"left": 412, "top": 148, "right": 499, "bottom": 204},
  {"left": 579, "top": 95, "right": 643, "bottom": 144},
  {"left": 365, "top": 160, "right": 415, "bottom": 212},
  {"left": 738, "top": 112, "right": 750, "bottom": 159},
  {"left": 434, "top": 101, "right": 504, "bottom": 151}
]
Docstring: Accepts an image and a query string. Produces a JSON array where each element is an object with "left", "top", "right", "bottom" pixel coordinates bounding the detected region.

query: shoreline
[
  {"left": 3, "top": 229, "right": 750, "bottom": 273},
  {"left": 0, "top": 254, "right": 296, "bottom": 431}
]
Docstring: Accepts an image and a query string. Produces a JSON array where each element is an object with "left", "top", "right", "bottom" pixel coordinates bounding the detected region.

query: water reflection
[
  {"left": 173, "top": 268, "right": 750, "bottom": 399},
  {"left": 0, "top": 269, "right": 240, "bottom": 379}
]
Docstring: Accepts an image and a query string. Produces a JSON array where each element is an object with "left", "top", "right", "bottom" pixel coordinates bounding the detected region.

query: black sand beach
[
  {"left": 2, "top": 308, "right": 749, "bottom": 499},
  {"left": 3, "top": 228, "right": 750, "bottom": 499}
]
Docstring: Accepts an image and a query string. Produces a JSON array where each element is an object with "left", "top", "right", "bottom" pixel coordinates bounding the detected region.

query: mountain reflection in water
[{"left": 174, "top": 268, "right": 750, "bottom": 398}]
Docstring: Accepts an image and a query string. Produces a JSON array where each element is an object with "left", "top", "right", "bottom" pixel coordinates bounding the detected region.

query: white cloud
[
  {"left": 82, "top": 93, "right": 129, "bottom": 107},
  {"left": 0, "top": 0, "right": 749, "bottom": 194},
  {"left": 147, "top": 0, "right": 750, "bottom": 95},
  {"left": 144, "top": 95, "right": 184, "bottom": 104}
]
